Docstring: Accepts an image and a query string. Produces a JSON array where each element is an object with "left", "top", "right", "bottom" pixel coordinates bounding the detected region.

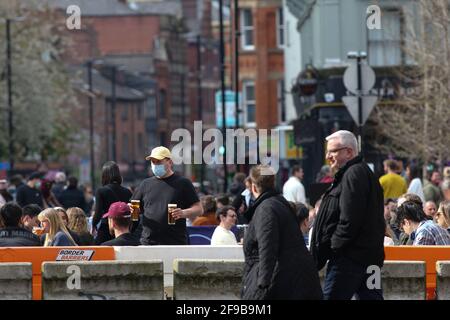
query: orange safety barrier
[
  {"left": 0, "top": 247, "right": 115, "bottom": 300},
  {"left": 385, "top": 246, "right": 450, "bottom": 300}
]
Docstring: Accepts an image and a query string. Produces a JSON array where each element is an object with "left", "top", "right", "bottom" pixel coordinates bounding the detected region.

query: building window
[
  {"left": 241, "top": 9, "right": 255, "bottom": 50},
  {"left": 145, "top": 97, "right": 157, "bottom": 118},
  {"left": 121, "top": 105, "right": 128, "bottom": 121},
  {"left": 278, "top": 80, "right": 286, "bottom": 123},
  {"left": 122, "top": 133, "right": 129, "bottom": 162},
  {"left": 243, "top": 81, "right": 256, "bottom": 125},
  {"left": 137, "top": 133, "right": 143, "bottom": 151},
  {"left": 160, "top": 132, "right": 166, "bottom": 146},
  {"left": 368, "top": 9, "right": 402, "bottom": 66},
  {"left": 137, "top": 103, "right": 143, "bottom": 119},
  {"left": 277, "top": 7, "right": 285, "bottom": 48},
  {"left": 159, "top": 89, "right": 167, "bottom": 118}
]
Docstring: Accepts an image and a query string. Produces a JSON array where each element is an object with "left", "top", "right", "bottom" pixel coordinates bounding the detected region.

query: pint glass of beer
[
  {"left": 168, "top": 204, "right": 177, "bottom": 225},
  {"left": 33, "top": 226, "right": 45, "bottom": 236},
  {"left": 131, "top": 200, "right": 140, "bottom": 221}
]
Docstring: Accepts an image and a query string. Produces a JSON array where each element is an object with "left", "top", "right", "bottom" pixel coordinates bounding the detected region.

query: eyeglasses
[
  {"left": 326, "top": 147, "right": 348, "bottom": 156},
  {"left": 227, "top": 214, "right": 237, "bottom": 219}
]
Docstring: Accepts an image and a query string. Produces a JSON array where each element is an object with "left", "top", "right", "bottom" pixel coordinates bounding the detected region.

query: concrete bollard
[
  {"left": 435, "top": 261, "right": 450, "bottom": 300},
  {"left": 0, "top": 263, "right": 32, "bottom": 300},
  {"left": 42, "top": 260, "right": 164, "bottom": 300},
  {"left": 382, "top": 261, "right": 426, "bottom": 300},
  {"left": 173, "top": 259, "right": 244, "bottom": 300}
]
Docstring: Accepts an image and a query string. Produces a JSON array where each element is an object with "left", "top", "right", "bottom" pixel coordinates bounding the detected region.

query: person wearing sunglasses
[
  {"left": 435, "top": 201, "right": 450, "bottom": 234},
  {"left": 210, "top": 205, "right": 238, "bottom": 246},
  {"left": 310, "top": 130, "right": 385, "bottom": 300},
  {"left": 396, "top": 201, "right": 450, "bottom": 245}
]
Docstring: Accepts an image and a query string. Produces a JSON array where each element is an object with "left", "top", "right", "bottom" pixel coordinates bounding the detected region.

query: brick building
[
  {"left": 46, "top": 0, "right": 187, "bottom": 183},
  {"left": 228, "top": 0, "right": 285, "bottom": 130}
]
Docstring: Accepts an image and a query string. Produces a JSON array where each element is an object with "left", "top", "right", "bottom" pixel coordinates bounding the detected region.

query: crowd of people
[{"left": 2, "top": 130, "right": 450, "bottom": 300}]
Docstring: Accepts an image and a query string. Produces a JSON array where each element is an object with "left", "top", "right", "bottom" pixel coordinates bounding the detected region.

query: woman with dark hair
[
  {"left": 406, "top": 162, "right": 425, "bottom": 203},
  {"left": 93, "top": 161, "right": 132, "bottom": 244}
]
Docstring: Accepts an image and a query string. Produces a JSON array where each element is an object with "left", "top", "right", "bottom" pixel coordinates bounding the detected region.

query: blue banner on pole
[{"left": 0, "top": 162, "right": 11, "bottom": 171}]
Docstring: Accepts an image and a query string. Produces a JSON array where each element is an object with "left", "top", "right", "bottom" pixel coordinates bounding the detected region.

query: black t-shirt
[
  {"left": 0, "top": 227, "right": 41, "bottom": 247},
  {"left": 101, "top": 233, "right": 140, "bottom": 246},
  {"left": 132, "top": 174, "right": 199, "bottom": 245},
  {"left": 16, "top": 185, "right": 44, "bottom": 208}
]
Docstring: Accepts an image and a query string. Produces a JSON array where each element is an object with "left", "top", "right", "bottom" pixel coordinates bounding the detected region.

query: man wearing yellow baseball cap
[{"left": 130, "top": 146, "right": 203, "bottom": 245}]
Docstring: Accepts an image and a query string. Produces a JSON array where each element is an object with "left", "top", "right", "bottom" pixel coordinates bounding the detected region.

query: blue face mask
[{"left": 152, "top": 164, "right": 167, "bottom": 178}]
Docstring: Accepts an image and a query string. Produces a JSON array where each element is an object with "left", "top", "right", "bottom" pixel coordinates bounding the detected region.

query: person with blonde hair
[
  {"left": 436, "top": 201, "right": 450, "bottom": 233},
  {"left": 67, "top": 207, "right": 94, "bottom": 246},
  {"left": 38, "top": 208, "right": 77, "bottom": 246}
]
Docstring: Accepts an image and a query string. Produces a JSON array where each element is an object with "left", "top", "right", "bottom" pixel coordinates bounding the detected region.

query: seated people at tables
[
  {"left": 101, "top": 202, "right": 140, "bottom": 246},
  {"left": 395, "top": 201, "right": 450, "bottom": 245},
  {"left": 193, "top": 195, "right": 219, "bottom": 226},
  {"left": 67, "top": 207, "right": 94, "bottom": 246},
  {"left": 210, "top": 205, "right": 238, "bottom": 246},
  {"left": 38, "top": 208, "right": 77, "bottom": 246},
  {"left": 21, "top": 204, "right": 42, "bottom": 232},
  {"left": 0, "top": 203, "right": 41, "bottom": 247}
]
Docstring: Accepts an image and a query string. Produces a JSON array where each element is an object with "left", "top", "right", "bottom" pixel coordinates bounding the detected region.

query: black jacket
[
  {"left": 241, "top": 189, "right": 323, "bottom": 300},
  {"left": 310, "top": 156, "right": 385, "bottom": 271},
  {"left": 58, "top": 187, "right": 87, "bottom": 212},
  {"left": 0, "top": 227, "right": 41, "bottom": 247}
]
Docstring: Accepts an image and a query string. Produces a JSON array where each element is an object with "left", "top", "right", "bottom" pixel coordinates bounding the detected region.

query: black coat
[
  {"left": 310, "top": 156, "right": 385, "bottom": 271},
  {"left": 58, "top": 187, "right": 87, "bottom": 212},
  {"left": 241, "top": 190, "right": 323, "bottom": 300}
]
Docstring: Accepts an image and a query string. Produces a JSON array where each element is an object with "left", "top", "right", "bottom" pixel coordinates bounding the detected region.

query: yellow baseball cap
[{"left": 145, "top": 146, "right": 172, "bottom": 161}]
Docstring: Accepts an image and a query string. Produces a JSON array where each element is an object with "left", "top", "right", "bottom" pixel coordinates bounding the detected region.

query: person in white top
[
  {"left": 210, "top": 205, "right": 238, "bottom": 245},
  {"left": 283, "top": 165, "right": 306, "bottom": 205},
  {"left": 406, "top": 163, "right": 425, "bottom": 203}
]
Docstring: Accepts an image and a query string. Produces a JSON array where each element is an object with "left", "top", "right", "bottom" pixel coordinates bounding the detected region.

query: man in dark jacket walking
[
  {"left": 241, "top": 165, "right": 323, "bottom": 300},
  {"left": 310, "top": 130, "right": 385, "bottom": 300}
]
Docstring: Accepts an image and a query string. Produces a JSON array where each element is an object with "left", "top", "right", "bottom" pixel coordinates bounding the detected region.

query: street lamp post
[
  {"left": 86, "top": 60, "right": 96, "bottom": 191},
  {"left": 6, "top": 19, "right": 14, "bottom": 173},
  {"left": 196, "top": 35, "right": 205, "bottom": 191},
  {"left": 219, "top": 0, "right": 229, "bottom": 193},
  {"left": 111, "top": 65, "right": 117, "bottom": 162}
]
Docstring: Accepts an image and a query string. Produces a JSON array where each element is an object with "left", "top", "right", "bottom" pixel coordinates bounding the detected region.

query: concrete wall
[
  {"left": 436, "top": 261, "right": 450, "bottom": 300},
  {"left": 381, "top": 261, "right": 426, "bottom": 300},
  {"left": 0, "top": 263, "right": 32, "bottom": 300},
  {"left": 173, "top": 259, "right": 244, "bottom": 300},
  {"left": 114, "top": 245, "right": 244, "bottom": 287},
  {"left": 42, "top": 260, "right": 164, "bottom": 300}
]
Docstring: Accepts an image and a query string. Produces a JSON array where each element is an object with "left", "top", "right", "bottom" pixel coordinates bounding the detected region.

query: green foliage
[{"left": 0, "top": 0, "right": 77, "bottom": 162}]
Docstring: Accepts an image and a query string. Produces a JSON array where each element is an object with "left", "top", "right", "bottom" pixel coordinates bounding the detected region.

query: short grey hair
[
  {"left": 442, "top": 179, "right": 450, "bottom": 191},
  {"left": 55, "top": 172, "right": 66, "bottom": 183},
  {"left": 326, "top": 130, "right": 358, "bottom": 154}
]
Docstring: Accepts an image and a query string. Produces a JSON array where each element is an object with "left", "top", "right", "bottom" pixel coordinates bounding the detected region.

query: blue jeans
[{"left": 323, "top": 255, "right": 383, "bottom": 300}]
